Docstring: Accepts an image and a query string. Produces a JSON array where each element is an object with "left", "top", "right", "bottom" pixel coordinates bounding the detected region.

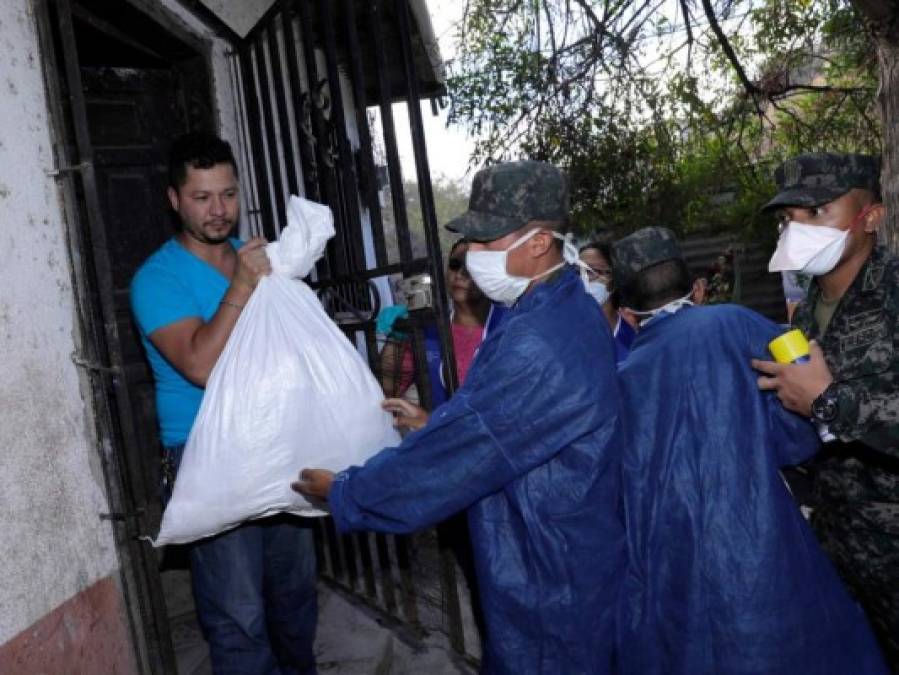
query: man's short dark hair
[
  {"left": 620, "top": 259, "right": 692, "bottom": 312},
  {"left": 168, "top": 132, "right": 238, "bottom": 189}
]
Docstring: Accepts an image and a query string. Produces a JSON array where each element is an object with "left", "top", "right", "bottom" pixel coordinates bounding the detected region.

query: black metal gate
[{"left": 229, "top": 0, "right": 477, "bottom": 662}]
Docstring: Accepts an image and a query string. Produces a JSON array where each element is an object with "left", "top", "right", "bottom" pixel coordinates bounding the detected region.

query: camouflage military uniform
[{"left": 793, "top": 244, "right": 899, "bottom": 667}]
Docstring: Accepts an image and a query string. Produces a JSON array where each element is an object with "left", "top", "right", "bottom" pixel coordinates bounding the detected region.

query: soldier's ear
[
  {"left": 864, "top": 203, "right": 885, "bottom": 234},
  {"left": 526, "top": 227, "right": 555, "bottom": 258}
]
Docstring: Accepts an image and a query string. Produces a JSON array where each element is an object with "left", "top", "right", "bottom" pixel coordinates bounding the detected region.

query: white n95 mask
[
  {"left": 768, "top": 221, "right": 848, "bottom": 276},
  {"left": 466, "top": 228, "right": 569, "bottom": 306}
]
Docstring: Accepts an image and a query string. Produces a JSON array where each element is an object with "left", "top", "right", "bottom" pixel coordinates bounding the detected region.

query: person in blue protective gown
[
  {"left": 611, "top": 226, "right": 888, "bottom": 675},
  {"left": 294, "top": 161, "right": 625, "bottom": 675}
]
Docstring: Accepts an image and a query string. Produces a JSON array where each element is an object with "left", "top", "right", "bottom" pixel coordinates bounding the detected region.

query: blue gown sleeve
[{"left": 329, "top": 328, "right": 616, "bottom": 534}]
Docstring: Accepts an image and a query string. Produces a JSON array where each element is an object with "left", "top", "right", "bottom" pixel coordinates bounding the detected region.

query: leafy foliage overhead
[{"left": 446, "top": 0, "right": 880, "bottom": 241}]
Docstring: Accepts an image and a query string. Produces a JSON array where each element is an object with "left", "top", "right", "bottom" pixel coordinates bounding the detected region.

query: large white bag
[{"left": 153, "top": 196, "right": 400, "bottom": 546}]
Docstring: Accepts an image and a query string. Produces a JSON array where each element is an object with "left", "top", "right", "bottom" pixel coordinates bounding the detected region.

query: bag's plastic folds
[{"left": 153, "top": 196, "right": 400, "bottom": 546}]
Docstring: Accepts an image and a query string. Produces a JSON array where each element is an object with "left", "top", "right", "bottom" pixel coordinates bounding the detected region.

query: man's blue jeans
[{"left": 164, "top": 446, "right": 318, "bottom": 675}]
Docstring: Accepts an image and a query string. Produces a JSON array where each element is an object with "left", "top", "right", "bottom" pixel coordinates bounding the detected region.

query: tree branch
[
  {"left": 699, "top": 0, "right": 763, "bottom": 111},
  {"left": 679, "top": 0, "right": 694, "bottom": 71},
  {"left": 769, "top": 83, "right": 875, "bottom": 99}
]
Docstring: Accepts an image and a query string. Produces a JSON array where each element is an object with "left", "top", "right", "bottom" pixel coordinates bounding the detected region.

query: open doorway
[{"left": 38, "top": 0, "right": 215, "bottom": 671}]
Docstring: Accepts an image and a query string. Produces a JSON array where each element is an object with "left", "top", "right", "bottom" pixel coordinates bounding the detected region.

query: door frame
[{"left": 33, "top": 1, "right": 217, "bottom": 672}]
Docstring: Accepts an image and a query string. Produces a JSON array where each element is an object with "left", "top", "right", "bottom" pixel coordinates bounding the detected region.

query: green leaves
[{"left": 446, "top": 0, "right": 879, "bottom": 242}]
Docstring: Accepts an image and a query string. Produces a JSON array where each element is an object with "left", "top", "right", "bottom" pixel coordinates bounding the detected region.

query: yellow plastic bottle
[
  {"left": 768, "top": 329, "right": 811, "bottom": 364},
  {"left": 768, "top": 328, "right": 834, "bottom": 442}
]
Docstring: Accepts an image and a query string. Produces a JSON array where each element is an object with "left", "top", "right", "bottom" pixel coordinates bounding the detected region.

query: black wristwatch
[{"left": 811, "top": 385, "right": 839, "bottom": 424}]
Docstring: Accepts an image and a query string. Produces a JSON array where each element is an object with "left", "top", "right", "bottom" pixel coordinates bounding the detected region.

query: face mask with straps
[
  {"left": 768, "top": 203, "right": 877, "bottom": 276},
  {"left": 628, "top": 292, "right": 694, "bottom": 328},
  {"left": 466, "top": 228, "right": 591, "bottom": 306}
]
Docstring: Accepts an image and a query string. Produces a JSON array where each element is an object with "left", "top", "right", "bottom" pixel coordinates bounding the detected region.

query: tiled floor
[{"left": 161, "top": 569, "right": 475, "bottom": 674}]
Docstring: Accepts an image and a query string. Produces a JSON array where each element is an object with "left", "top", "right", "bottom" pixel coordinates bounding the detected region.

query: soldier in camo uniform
[{"left": 753, "top": 152, "right": 898, "bottom": 669}]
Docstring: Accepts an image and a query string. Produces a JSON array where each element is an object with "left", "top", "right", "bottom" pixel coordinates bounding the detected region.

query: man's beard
[{"left": 184, "top": 219, "right": 235, "bottom": 245}]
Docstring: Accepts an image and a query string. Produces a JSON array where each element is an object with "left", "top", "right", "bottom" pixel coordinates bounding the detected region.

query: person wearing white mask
[
  {"left": 611, "top": 226, "right": 888, "bottom": 675},
  {"left": 293, "top": 161, "right": 625, "bottom": 675},
  {"left": 752, "top": 152, "right": 898, "bottom": 666},
  {"left": 579, "top": 241, "right": 636, "bottom": 364}
]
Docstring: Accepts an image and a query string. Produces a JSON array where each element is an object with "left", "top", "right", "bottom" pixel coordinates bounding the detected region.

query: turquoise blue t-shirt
[{"left": 130, "top": 237, "right": 243, "bottom": 447}]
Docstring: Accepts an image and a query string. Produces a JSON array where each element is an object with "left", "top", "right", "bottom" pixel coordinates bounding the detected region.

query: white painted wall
[{"left": 0, "top": 1, "right": 119, "bottom": 643}]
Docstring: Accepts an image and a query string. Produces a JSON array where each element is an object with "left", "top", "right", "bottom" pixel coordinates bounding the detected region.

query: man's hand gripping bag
[{"left": 153, "top": 196, "right": 400, "bottom": 545}]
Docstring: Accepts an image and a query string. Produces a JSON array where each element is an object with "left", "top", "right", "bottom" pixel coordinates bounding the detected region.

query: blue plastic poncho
[
  {"left": 616, "top": 304, "right": 887, "bottom": 675},
  {"left": 330, "top": 267, "right": 625, "bottom": 675}
]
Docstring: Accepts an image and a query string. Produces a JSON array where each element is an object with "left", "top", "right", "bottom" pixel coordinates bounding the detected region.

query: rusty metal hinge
[{"left": 45, "top": 161, "right": 92, "bottom": 178}]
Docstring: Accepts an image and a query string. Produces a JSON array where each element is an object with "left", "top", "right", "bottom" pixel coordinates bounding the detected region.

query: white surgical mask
[
  {"left": 587, "top": 280, "right": 610, "bottom": 306},
  {"left": 629, "top": 292, "right": 694, "bottom": 328},
  {"left": 768, "top": 221, "right": 848, "bottom": 276},
  {"left": 467, "top": 228, "right": 577, "bottom": 306}
]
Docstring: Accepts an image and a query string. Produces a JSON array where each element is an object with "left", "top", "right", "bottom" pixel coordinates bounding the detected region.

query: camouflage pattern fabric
[
  {"left": 793, "top": 245, "right": 899, "bottom": 668},
  {"left": 610, "top": 226, "right": 683, "bottom": 292},
  {"left": 811, "top": 503, "right": 899, "bottom": 669},
  {"left": 763, "top": 152, "right": 881, "bottom": 212},
  {"left": 445, "top": 160, "right": 568, "bottom": 241}
]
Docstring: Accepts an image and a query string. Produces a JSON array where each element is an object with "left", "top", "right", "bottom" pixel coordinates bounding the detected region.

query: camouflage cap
[
  {"left": 762, "top": 152, "right": 880, "bottom": 212},
  {"left": 445, "top": 160, "right": 568, "bottom": 241},
  {"left": 611, "top": 227, "right": 683, "bottom": 290}
]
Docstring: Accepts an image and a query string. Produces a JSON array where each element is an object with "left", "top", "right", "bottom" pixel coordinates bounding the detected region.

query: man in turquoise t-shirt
[{"left": 131, "top": 133, "right": 317, "bottom": 674}]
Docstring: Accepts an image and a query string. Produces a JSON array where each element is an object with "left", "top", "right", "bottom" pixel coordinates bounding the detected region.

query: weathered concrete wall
[{"left": 0, "top": 0, "right": 128, "bottom": 663}]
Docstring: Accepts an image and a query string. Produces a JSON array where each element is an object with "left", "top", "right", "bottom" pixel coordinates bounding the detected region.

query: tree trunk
[
  {"left": 876, "top": 38, "right": 899, "bottom": 254},
  {"left": 852, "top": 0, "right": 899, "bottom": 254}
]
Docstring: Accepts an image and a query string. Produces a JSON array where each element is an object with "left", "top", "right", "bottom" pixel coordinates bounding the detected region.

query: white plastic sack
[{"left": 153, "top": 196, "right": 400, "bottom": 546}]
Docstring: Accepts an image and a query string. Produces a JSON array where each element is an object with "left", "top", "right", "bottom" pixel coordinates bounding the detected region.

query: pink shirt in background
[{"left": 397, "top": 322, "right": 486, "bottom": 394}]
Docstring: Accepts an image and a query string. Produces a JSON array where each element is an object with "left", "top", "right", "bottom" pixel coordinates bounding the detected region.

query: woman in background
[
  {"left": 580, "top": 240, "right": 636, "bottom": 363},
  {"left": 380, "top": 238, "right": 504, "bottom": 406}
]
